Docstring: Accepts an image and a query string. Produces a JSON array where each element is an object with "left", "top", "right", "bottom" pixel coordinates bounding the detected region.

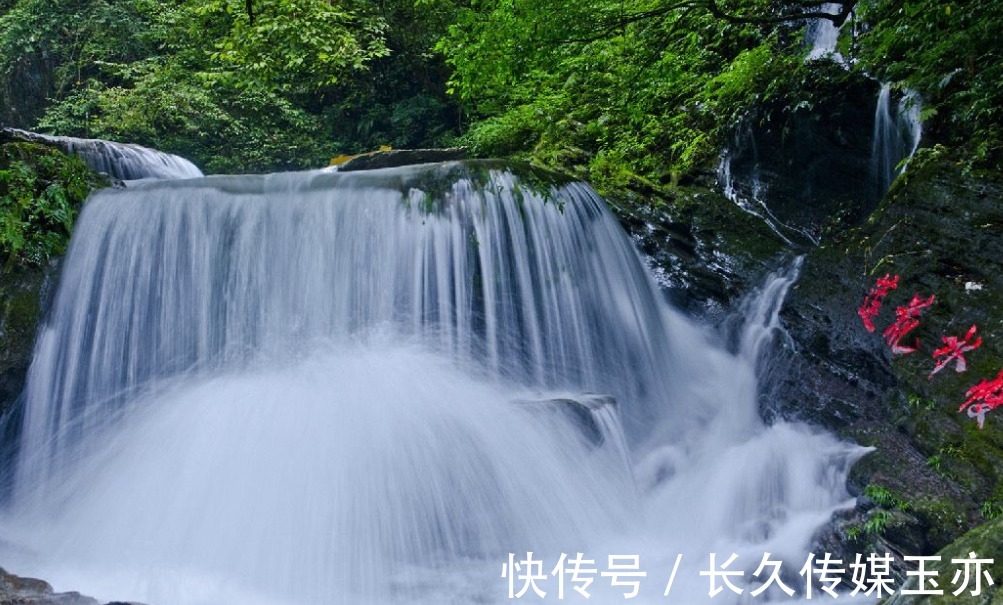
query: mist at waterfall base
[{"left": 0, "top": 162, "right": 868, "bottom": 604}]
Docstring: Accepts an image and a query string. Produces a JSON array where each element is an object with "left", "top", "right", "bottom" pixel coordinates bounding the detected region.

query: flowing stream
[
  {"left": 5, "top": 128, "right": 203, "bottom": 180},
  {"left": 0, "top": 161, "right": 866, "bottom": 604}
]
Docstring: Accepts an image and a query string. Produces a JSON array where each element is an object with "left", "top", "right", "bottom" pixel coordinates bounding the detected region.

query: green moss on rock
[
  {"left": 1, "top": 141, "right": 106, "bottom": 417},
  {"left": 884, "top": 515, "right": 1003, "bottom": 605}
]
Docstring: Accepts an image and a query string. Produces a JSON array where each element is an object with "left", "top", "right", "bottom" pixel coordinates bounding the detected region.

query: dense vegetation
[
  {"left": 0, "top": 0, "right": 999, "bottom": 183},
  {"left": 0, "top": 142, "right": 105, "bottom": 269},
  {"left": 0, "top": 0, "right": 460, "bottom": 173}
]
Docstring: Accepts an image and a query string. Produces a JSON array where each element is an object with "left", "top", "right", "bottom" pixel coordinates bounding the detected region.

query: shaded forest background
[{"left": 0, "top": 0, "right": 999, "bottom": 188}]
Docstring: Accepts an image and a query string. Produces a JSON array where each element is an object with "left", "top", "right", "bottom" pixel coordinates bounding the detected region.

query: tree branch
[
  {"left": 542, "top": 0, "right": 856, "bottom": 47},
  {"left": 706, "top": 0, "right": 857, "bottom": 27},
  {"left": 544, "top": 0, "right": 700, "bottom": 44}
]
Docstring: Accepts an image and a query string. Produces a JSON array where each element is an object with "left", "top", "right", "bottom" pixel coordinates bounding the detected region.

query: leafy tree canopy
[
  {"left": 0, "top": 0, "right": 997, "bottom": 181},
  {"left": 0, "top": 0, "right": 460, "bottom": 172}
]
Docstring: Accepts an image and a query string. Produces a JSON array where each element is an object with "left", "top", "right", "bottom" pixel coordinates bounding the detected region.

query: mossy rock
[
  {"left": 613, "top": 184, "right": 789, "bottom": 318},
  {"left": 884, "top": 515, "right": 1003, "bottom": 604},
  {"left": 726, "top": 64, "right": 883, "bottom": 244},
  {"left": 779, "top": 147, "right": 1003, "bottom": 562},
  {"left": 1, "top": 141, "right": 106, "bottom": 417}
]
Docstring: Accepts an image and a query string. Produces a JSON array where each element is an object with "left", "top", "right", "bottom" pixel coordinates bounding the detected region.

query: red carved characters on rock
[
  {"left": 959, "top": 370, "right": 1003, "bottom": 429},
  {"left": 856, "top": 273, "right": 999, "bottom": 428},
  {"left": 858, "top": 274, "right": 900, "bottom": 332},
  {"left": 882, "top": 294, "right": 935, "bottom": 355},
  {"left": 930, "top": 325, "right": 982, "bottom": 379}
]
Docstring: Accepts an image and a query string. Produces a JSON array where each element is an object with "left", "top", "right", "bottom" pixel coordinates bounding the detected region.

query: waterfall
[
  {"left": 0, "top": 162, "right": 866, "bottom": 604},
  {"left": 871, "top": 84, "right": 923, "bottom": 194},
  {"left": 805, "top": 3, "right": 846, "bottom": 63},
  {"left": 3, "top": 128, "right": 203, "bottom": 180}
]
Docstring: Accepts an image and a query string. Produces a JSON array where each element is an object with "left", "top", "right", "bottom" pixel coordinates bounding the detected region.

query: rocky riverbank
[
  {"left": 610, "top": 137, "right": 1003, "bottom": 593},
  {"left": 0, "top": 566, "right": 140, "bottom": 605}
]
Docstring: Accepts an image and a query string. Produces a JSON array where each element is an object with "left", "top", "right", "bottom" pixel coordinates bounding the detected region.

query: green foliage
[
  {"left": 438, "top": 0, "right": 1003, "bottom": 190},
  {"left": 0, "top": 0, "right": 459, "bottom": 172},
  {"left": 864, "top": 483, "right": 910, "bottom": 511},
  {"left": 436, "top": 0, "right": 832, "bottom": 194},
  {"left": 0, "top": 0, "right": 997, "bottom": 181},
  {"left": 847, "top": 508, "right": 892, "bottom": 541},
  {"left": 0, "top": 0, "right": 159, "bottom": 125},
  {"left": 925, "top": 443, "right": 964, "bottom": 479},
  {"left": 926, "top": 453, "right": 942, "bottom": 471},
  {"left": 856, "top": 0, "right": 1003, "bottom": 167},
  {"left": 195, "top": 0, "right": 389, "bottom": 91},
  {"left": 38, "top": 66, "right": 335, "bottom": 173},
  {"left": 845, "top": 524, "right": 862, "bottom": 541},
  {"left": 862, "top": 509, "right": 889, "bottom": 535},
  {"left": 907, "top": 393, "right": 937, "bottom": 412},
  {"left": 981, "top": 500, "right": 1003, "bottom": 521},
  {"left": 0, "top": 143, "right": 105, "bottom": 268}
]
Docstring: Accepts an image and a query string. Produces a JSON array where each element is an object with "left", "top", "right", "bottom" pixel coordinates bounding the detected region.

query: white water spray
[
  {"left": 871, "top": 84, "right": 923, "bottom": 194},
  {"left": 805, "top": 3, "right": 847, "bottom": 63},
  {"left": 1, "top": 162, "right": 866, "bottom": 604}
]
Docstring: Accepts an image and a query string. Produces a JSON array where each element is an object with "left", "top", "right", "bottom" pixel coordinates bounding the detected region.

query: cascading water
[
  {"left": 4, "top": 128, "right": 203, "bottom": 180},
  {"left": 871, "top": 84, "right": 923, "bottom": 194},
  {"left": 0, "top": 161, "right": 867, "bottom": 604},
  {"left": 804, "top": 3, "right": 846, "bottom": 63}
]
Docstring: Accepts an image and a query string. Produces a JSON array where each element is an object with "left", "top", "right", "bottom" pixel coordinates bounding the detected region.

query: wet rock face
[
  {"left": 883, "top": 514, "right": 1003, "bottom": 605},
  {"left": 615, "top": 186, "right": 788, "bottom": 319},
  {"left": 0, "top": 565, "right": 149, "bottom": 605},
  {"left": 0, "top": 263, "right": 59, "bottom": 420},
  {"left": 724, "top": 68, "right": 882, "bottom": 244},
  {"left": 775, "top": 151, "right": 1003, "bottom": 557},
  {"left": 0, "top": 567, "right": 98, "bottom": 605}
]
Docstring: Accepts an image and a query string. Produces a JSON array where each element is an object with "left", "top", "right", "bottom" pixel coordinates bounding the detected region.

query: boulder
[
  {"left": 0, "top": 567, "right": 98, "bottom": 605},
  {"left": 614, "top": 184, "right": 789, "bottom": 319},
  {"left": 723, "top": 64, "right": 883, "bottom": 244},
  {"left": 882, "top": 514, "right": 1003, "bottom": 604},
  {"left": 334, "top": 147, "right": 468, "bottom": 171},
  {"left": 514, "top": 394, "right": 620, "bottom": 448}
]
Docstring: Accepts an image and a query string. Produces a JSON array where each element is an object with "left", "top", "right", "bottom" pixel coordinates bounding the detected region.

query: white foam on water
[{"left": 0, "top": 164, "right": 867, "bottom": 604}]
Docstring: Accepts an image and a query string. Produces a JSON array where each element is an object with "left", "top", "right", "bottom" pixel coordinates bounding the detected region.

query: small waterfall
[
  {"left": 4, "top": 128, "right": 203, "bottom": 180},
  {"left": 1, "top": 162, "right": 865, "bottom": 604},
  {"left": 635, "top": 259, "right": 868, "bottom": 599},
  {"left": 900, "top": 88, "right": 923, "bottom": 161},
  {"left": 871, "top": 84, "right": 923, "bottom": 194},
  {"left": 805, "top": 3, "right": 846, "bottom": 63}
]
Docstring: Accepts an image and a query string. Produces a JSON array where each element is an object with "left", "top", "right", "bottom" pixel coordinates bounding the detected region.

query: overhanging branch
[
  {"left": 543, "top": 0, "right": 856, "bottom": 47},
  {"left": 706, "top": 0, "right": 857, "bottom": 27}
]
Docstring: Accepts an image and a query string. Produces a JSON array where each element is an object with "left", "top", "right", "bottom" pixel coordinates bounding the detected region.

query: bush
[{"left": 0, "top": 143, "right": 106, "bottom": 269}]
